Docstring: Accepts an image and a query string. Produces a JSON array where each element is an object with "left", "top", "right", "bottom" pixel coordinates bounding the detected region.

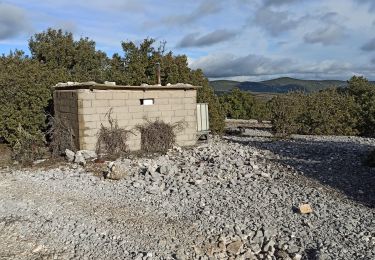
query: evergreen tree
[
  {"left": 0, "top": 51, "right": 51, "bottom": 145},
  {"left": 29, "top": 28, "right": 108, "bottom": 82},
  {"left": 299, "top": 88, "right": 359, "bottom": 136},
  {"left": 347, "top": 76, "right": 375, "bottom": 137},
  {"left": 110, "top": 39, "right": 225, "bottom": 133},
  {"left": 0, "top": 28, "right": 226, "bottom": 146}
]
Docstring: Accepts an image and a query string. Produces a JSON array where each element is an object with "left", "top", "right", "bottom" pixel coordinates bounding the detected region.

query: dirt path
[
  {"left": 0, "top": 173, "right": 199, "bottom": 259},
  {"left": 1, "top": 135, "right": 374, "bottom": 259}
]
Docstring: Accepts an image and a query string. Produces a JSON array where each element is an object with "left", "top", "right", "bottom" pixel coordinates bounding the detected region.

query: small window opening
[{"left": 140, "top": 98, "right": 154, "bottom": 105}]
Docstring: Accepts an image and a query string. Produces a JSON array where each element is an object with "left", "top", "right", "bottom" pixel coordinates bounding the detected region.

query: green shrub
[
  {"left": 0, "top": 51, "right": 51, "bottom": 146},
  {"left": 220, "top": 88, "right": 256, "bottom": 119},
  {"left": 12, "top": 125, "right": 45, "bottom": 165},
  {"left": 270, "top": 89, "right": 359, "bottom": 136},
  {"left": 220, "top": 88, "right": 271, "bottom": 121},
  {"left": 347, "top": 76, "right": 375, "bottom": 137},
  {"left": 298, "top": 88, "right": 359, "bottom": 136},
  {"left": 270, "top": 92, "right": 305, "bottom": 136}
]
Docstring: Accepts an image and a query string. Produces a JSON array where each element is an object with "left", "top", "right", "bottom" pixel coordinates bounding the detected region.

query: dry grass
[{"left": 136, "top": 119, "right": 186, "bottom": 153}]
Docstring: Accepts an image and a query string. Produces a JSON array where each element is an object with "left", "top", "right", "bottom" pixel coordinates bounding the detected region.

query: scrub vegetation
[{"left": 0, "top": 28, "right": 225, "bottom": 163}]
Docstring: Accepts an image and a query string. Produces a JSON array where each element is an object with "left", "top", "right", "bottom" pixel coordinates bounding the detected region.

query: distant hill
[{"left": 210, "top": 77, "right": 350, "bottom": 95}]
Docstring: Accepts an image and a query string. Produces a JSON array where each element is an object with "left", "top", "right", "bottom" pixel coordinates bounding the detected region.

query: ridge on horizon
[
  {"left": 211, "top": 76, "right": 348, "bottom": 83},
  {"left": 209, "top": 77, "right": 375, "bottom": 94}
]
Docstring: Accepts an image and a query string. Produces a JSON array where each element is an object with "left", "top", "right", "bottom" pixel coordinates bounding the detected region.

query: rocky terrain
[{"left": 0, "top": 135, "right": 375, "bottom": 259}]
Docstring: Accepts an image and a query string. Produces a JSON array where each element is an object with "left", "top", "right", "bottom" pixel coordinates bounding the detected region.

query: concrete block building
[{"left": 52, "top": 82, "right": 206, "bottom": 151}]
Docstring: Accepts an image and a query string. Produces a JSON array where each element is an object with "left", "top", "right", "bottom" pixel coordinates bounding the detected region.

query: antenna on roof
[{"left": 156, "top": 62, "right": 161, "bottom": 86}]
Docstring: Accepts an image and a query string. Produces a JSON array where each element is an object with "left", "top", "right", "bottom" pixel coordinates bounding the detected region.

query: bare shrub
[
  {"left": 46, "top": 115, "right": 76, "bottom": 157},
  {"left": 12, "top": 125, "right": 45, "bottom": 165},
  {"left": 136, "top": 119, "right": 186, "bottom": 153},
  {"left": 96, "top": 109, "right": 133, "bottom": 159}
]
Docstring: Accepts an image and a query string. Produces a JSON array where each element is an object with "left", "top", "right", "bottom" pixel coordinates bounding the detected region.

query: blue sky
[{"left": 1, "top": 0, "right": 375, "bottom": 81}]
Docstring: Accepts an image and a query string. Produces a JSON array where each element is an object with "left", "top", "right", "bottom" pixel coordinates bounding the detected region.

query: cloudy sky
[{"left": 1, "top": 0, "right": 375, "bottom": 81}]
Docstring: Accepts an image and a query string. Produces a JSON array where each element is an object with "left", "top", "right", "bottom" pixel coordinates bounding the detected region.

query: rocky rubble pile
[
  {"left": 65, "top": 149, "right": 97, "bottom": 166},
  {"left": 1, "top": 135, "right": 374, "bottom": 259},
  {"left": 107, "top": 139, "right": 280, "bottom": 192},
  {"left": 193, "top": 227, "right": 304, "bottom": 259}
]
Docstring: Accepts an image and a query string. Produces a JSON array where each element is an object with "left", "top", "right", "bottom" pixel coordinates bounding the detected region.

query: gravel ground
[{"left": 0, "top": 135, "right": 374, "bottom": 259}]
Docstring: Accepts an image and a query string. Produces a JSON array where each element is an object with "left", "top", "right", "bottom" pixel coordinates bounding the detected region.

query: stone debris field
[{"left": 0, "top": 135, "right": 375, "bottom": 259}]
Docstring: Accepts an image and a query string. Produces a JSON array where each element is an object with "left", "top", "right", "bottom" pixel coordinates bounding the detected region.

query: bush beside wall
[{"left": 0, "top": 51, "right": 51, "bottom": 146}]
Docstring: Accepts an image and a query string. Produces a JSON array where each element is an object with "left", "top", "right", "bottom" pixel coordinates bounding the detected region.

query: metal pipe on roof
[{"left": 156, "top": 62, "right": 161, "bottom": 86}]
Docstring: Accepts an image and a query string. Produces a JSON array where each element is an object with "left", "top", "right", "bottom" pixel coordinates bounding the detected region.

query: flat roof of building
[{"left": 52, "top": 82, "right": 201, "bottom": 91}]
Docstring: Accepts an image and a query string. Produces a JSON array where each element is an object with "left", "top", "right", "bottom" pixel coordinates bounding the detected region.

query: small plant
[
  {"left": 12, "top": 125, "right": 45, "bottom": 165},
  {"left": 46, "top": 115, "right": 76, "bottom": 157},
  {"left": 96, "top": 109, "right": 133, "bottom": 159},
  {"left": 136, "top": 119, "right": 186, "bottom": 153}
]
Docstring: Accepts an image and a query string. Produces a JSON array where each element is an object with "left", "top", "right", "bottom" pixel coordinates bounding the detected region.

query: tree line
[
  {"left": 1, "top": 27, "right": 374, "bottom": 160},
  {"left": 219, "top": 76, "right": 375, "bottom": 137},
  {"left": 0, "top": 28, "right": 225, "bottom": 149}
]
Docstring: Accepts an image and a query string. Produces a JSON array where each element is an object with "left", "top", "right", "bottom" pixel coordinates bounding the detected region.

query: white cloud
[
  {"left": 190, "top": 53, "right": 294, "bottom": 77},
  {"left": 353, "top": 0, "right": 375, "bottom": 12},
  {"left": 304, "top": 24, "right": 346, "bottom": 45},
  {"left": 263, "top": 0, "right": 301, "bottom": 7},
  {"left": 190, "top": 52, "right": 360, "bottom": 80},
  {"left": 177, "top": 29, "right": 237, "bottom": 48},
  {"left": 1, "top": 0, "right": 375, "bottom": 80},
  {"left": 252, "top": 7, "right": 301, "bottom": 36},
  {"left": 160, "top": 1, "right": 221, "bottom": 26},
  {"left": 361, "top": 38, "right": 375, "bottom": 51},
  {"left": 303, "top": 11, "right": 347, "bottom": 45},
  {"left": 0, "top": 3, "right": 31, "bottom": 40}
]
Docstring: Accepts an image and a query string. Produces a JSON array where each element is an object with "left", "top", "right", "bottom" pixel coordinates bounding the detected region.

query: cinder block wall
[
  {"left": 55, "top": 88, "right": 198, "bottom": 151},
  {"left": 53, "top": 90, "right": 80, "bottom": 149}
]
